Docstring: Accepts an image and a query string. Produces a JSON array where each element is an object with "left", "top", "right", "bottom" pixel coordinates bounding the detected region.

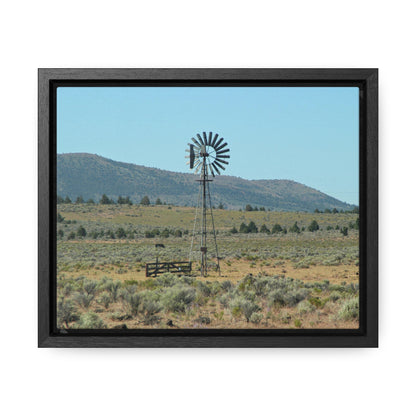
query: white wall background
[{"left": 1, "top": 1, "right": 413, "bottom": 415}]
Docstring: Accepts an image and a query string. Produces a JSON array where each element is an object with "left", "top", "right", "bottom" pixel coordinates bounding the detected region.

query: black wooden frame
[{"left": 38, "top": 68, "right": 378, "bottom": 347}]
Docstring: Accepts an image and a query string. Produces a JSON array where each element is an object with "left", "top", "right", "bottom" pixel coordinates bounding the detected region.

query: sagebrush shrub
[
  {"left": 218, "top": 293, "right": 231, "bottom": 308},
  {"left": 155, "top": 273, "right": 179, "bottom": 287},
  {"left": 98, "top": 293, "right": 111, "bottom": 309},
  {"left": 57, "top": 298, "right": 79, "bottom": 328},
  {"left": 73, "top": 292, "right": 95, "bottom": 308},
  {"left": 338, "top": 297, "right": 359, "bottom": 320},
  {"left": 161, "top": 285, "right": 196, "bottom": 312},
  {"left": 142, "top": 300, "right": 163, "bottom": 318},
  {"left": 83, "top": 279, "right": 98, "bottom": 296},
  {"left": 297, "top": 300, "right": 316, "bottom": 315},
  {"left": 329, "top": 291, "right": 342, "bottom": 302},
  {"left": 268, "top": 287, "right": 309, "bottom": 307},
  {"left": 76, "top": 312, "right": 106, "bottom": 329},
  {"left": 196, "top": 280, "right": 211, "bottom": 297},
  {"left": 180, "top": 276, "right": 195, "bottom": 286},
  {"left": 124, "top": 284, "right": 138, "bottom": 295},
  {"left": 249, "top": 312, "right": 263, "bottom": 324},
  {"left": 252, "top": 277, "right": 269, "bottom": 296},
  {"left": 221, "top": 280, "right": 233, "bottom": 291},
  {"left": 230, "top": 297, "right": 260, "bottom": 322},
  {"left": 122, "top": 292, "right": 142, "bottom": 316},
  {"left": 106, "top": 280, "right": 122, "bottom": 302},
  {"left": 61, "top": 281, "right": 75, "bottom": 297}
]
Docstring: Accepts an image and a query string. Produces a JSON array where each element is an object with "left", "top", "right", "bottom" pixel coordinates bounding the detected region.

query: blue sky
[{"left": 57, "top": 86, "right": 359, "bottom": 205}]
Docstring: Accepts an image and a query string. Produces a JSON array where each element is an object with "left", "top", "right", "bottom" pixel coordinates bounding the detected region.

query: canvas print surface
[{"left": 56, "top": 86, "right": 359, "bottom": 330}]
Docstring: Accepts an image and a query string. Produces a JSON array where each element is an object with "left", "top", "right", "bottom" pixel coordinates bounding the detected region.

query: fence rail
[{"left": 145, "top": 261, "right": 192, "bottom": 277}]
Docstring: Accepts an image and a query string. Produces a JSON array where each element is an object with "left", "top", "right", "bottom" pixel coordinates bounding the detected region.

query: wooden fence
[{"left": 145, "top": 261, "right": 192, "bottom": 277}]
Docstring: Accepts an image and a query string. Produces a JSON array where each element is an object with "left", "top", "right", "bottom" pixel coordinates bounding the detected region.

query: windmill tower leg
[
  {"left": 207, "top": 180, "right": 221, "bottom": 276},
  {"left": 200, "top": 158, "right": 208, "bottom": 277}
]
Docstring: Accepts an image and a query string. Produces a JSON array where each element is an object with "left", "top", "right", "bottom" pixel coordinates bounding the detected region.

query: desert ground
[{"left": 57, "top": 204, "right": 359, "bottom": 330}]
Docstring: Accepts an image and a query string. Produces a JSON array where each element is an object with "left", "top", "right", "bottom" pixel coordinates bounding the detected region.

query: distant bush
[
  {"left": 272, "top": 224, "right": 283, "bottom": 233},
  {"left": 116, "top": 227, "right": 127, "bottom": 238},
  {"left": 140, "top": 196, "right": 150, "bottom": 206},
  {"left": 77, "top": 226, "right": 87, "bottom": 237},
  {"left": 245, "top": 204, "right": 253, "bottom": 212},
  {"left": 247, "top": 221, "right": 258, "bottom": 233},
  {"left": 105, "top": 230, "right": 115, "bottom": 239},
  {"left": 89, "top": 230, "right": 99, "bottom": 239},
  {"left": 230, "top": 226, "right": 238, "bottom": 234},
  {"left": 260, "top": 224, "right": 270, "bottom": 234},
  {"left": 117, "top": 196, "right": 132, "bottom": 205},
  {"left": 100, "top": 194, "right": 113, "bottom": 204},
  {"left": 238, "top": 221, "right": 258, "bottom": 234},
  {"left": 349, "top": 217, "right": 359, "bottom": 230},
  {"left": 307, "top": 220, "right": 319, "bottom": 232},
  {"left": 289, "top": 222, "right": 301, "bottom": 234},
  {"left": 67, "top": 231, "right": 76, "bottom": 240},
  {"left": 239, "top": 222, "right": 249, "bottom": 233},
  {"left": 340, "top": 227, "right": 348, "bottom": 236}
]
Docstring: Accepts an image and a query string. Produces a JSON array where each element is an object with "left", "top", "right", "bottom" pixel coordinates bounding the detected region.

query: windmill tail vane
[{"left": 185, "top": 132, "right": 230, "bottom": 277}]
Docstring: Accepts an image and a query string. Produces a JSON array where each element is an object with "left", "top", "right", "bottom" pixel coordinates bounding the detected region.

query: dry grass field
[{"left": 57, "top": 204, "right": 359, "bottom": 330}]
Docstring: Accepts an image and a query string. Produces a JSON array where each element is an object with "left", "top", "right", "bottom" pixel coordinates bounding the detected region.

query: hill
[{"left": 57, "top": 153, "right": 356, "bottom": 212}]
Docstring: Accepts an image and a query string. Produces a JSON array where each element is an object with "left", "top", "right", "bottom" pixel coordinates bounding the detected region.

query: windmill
[{"left": 186, "top": 132, "right": 230, "bottom": 277}]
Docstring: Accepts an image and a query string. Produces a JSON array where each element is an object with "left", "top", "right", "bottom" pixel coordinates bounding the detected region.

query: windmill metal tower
[{"left": 186, "top": 132, "right": 230, "bottom": 277}]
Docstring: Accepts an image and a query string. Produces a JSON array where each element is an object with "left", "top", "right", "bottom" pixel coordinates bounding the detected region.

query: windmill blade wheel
[{"left": 186, "top": 132, "right": 230, "bottom": 177}]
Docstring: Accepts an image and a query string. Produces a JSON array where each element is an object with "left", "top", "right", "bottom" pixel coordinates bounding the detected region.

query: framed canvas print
[{"left": 38, "top": 68, "right": 378, "bottom": 347}]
